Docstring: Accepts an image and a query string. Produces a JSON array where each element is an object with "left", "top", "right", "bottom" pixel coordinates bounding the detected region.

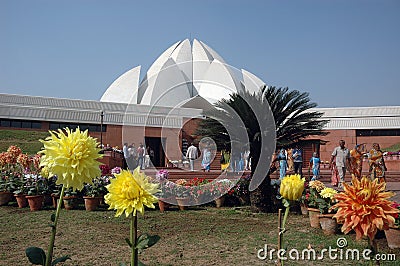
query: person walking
[
  {"left": 368, "top": 143, "right": 387, "bottom": 183},
  {"left": 201, "top": 146, "right": 212, "bottom": 172},
  {"left": 350, "top": 144, "right": 365, "bottom": 179},
  {"left": 292, "top": 145, "right": 303, "bottom": 176},
  {"left": 309, "top": 152, "right": 321, "bottom": 181},
  {"left": 186, "top": 143, "right": 198, "bottom": 171},
  {"left": 276, "top": 148, "right": 287, "bottom": 179},
  {"left": 137, "top": 143, "right": 145, "bottom": 170},
  {"left": 329, "top": 140, "right": 351, "bottom": 188}
]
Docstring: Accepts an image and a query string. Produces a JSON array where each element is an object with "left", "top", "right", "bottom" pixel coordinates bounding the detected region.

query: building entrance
[{"left": 145, "top": 137, "right": 166, "bottom": 167}]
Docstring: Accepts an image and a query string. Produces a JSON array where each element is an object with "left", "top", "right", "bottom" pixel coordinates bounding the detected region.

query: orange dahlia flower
[{"left": 332, "top": 176, "right": 399, "bottom": 240}]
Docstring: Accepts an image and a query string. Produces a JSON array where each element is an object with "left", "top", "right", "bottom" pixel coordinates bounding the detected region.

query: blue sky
[{"left": 0, "top": 0, "right": 399, "bottom": 107}]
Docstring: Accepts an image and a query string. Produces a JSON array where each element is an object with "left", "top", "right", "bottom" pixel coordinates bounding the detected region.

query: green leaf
[
  {"left": 138, "top": 259, "right": 146, "bottom": 266},
  {"left": 50, "top": 213, "right": 56, "bottom": 222},
  {"left": 282, "top": 198, "right": 290, "bottom": 208},
  {"left": 136, "top": 234, "right": 160, "bottom": 251},
  {"left": 125, "top": 237, "right": 132, "bottom": 247},
  {"left": 118, "top": 263, "right": 127, "bottom": 266},
  {"left": 26, "top": 246, "right": 46, "bottom": 265},
  {"left": 52, "top": 255, "right": 71, "bottom": 265}
]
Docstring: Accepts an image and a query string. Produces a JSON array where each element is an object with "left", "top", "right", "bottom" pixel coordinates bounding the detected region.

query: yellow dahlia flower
[
  {"left": 320, "top": 187, "right": 337, "bottom": 199},
  {"left": 39, "top": 127, "right": 102, "bottom": 191},
  {"left": 105, "top": 168, "right": 159, "bottom": 217},
  {"left": 332, "top": 176, "right": 400, "bottom": 240},
  {"left": 280, "top": 174, "right": 305, "bottom": 201}
]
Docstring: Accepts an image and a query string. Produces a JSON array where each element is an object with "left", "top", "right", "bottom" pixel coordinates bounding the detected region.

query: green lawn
[
  {"left": 0, "top": 203, "right": 398, "bottom": 266},
  {"left": 384, "top": 142, "right": 400, "bottom": 152},
  {"left": 0, "top": 129, "right": 48, "bottom": 155}
]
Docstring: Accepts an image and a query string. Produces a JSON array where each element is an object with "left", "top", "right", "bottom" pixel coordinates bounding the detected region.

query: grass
[
  {"left": 0, "top": 202, "right": 399, "bottom": 266},
  {"left": 0, "top": 129, "right": 48, "bottom": 155},
  {"left": 384, "top": 142, "right": 400, "bottom": 152}
]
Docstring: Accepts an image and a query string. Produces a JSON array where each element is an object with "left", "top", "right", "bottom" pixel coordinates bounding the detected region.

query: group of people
[
  {"left": 275, "top": 140, "right": 388, "bottom": 189},
  {"left": 185, "top": 142, "right": 213, "bottom": 172},
  {"left": 274, "top": 146, "right": 304, "bottom": 179},
  {"left": 330, "top": 140, "right": 387, "bottom": 188},
  {"left": 186, "top": 143, "right": 250, "bottom": 172},
  {"left": 123, "top": 142, "right": 154, "bottom": 170}
]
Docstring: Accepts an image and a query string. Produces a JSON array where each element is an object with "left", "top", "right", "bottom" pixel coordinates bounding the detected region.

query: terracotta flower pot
[
  {"left": 51, "top": 194, "right": 60, "bottom": 209},
  {"left": 385, "top": 227, "right": 400, "bottom": 249},
  {"left": 300, "top": 203, "right": 308, "bottom": 216},
  {"left": 318, "top": 214, "right": 338, "bottom": 235},
  {"left": 26, "top": 195, "right": 44, "bottom": 211},
  {"left": 14, "top": 194, "right": 28, "bottom": 208},
  {"left": 83, "top": 196, "right": 100, "bottom": 211},
  {"left": 63, "top": 196, "right": 79, "bottom": 210},
  {"left": 215, "top": 196, "right": 225, "bottom": 208},
  {"left": 158, "top": 199, "right": 170, "bottom": 212},
  {"left": 0, "top": 191, "right": 13, "bottom": 206},
  {"left": 176, "top": 197, "right": 190, "bottom": 210},
  {"left": 307, "top": 207, "right": 321, "bottom": 228},
  {"left": 43, "top": 194, "right": 53, "bottom": 206}
]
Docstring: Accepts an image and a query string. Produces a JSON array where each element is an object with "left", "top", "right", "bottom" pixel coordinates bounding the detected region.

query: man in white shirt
[
  {"left": 330, "top": 140, "right": 351, "bottom": 188},
  {"left": 186, "top": 143, "right": 198, "bottom": 171}
]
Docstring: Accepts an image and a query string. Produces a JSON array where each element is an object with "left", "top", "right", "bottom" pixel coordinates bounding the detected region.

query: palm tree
[{"left": 195, "top": 86, "right": 328, "bottom": 212}]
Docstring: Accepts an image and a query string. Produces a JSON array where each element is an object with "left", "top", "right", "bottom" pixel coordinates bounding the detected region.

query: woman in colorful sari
[
  {"left": 368, "top": 143, "right": 387, "bottom": 182},
  {"left": 350, "top": 144, "right": 365, "bottom": 179}
]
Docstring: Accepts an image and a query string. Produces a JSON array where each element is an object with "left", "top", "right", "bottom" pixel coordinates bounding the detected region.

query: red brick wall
[
  {"left": 319, "top": 130, "right": 400, "bottom": 162},
  {"left": 319, "top": 129, "right": 356, "bottom": 163}
]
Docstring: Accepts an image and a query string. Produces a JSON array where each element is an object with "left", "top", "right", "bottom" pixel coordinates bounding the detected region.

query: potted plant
[
  {"left": 306, "top": 180, "right": 325, "bottom": 228},
  {"left": 210, "top": 179, "right": 233, "bottom": 208},
  {"left": 189, "top": 177, "right": 210, "bottom": 205},
  {"left": 0, "top": 146, "right": 24, "bottom": 206},
  {"left": 153, "top": 170, "right": 175, "bottom": 212},
  {"left": 62, "top": 188, "right": 80, "bottom": 210},
  {"left": 331, "top": 176, "right": 399, "bottom": 256},
  {"left": 316, "top": 187, "right": 338, "bottom": 235},
  {"left": 83, "top": 176, "right": 110, "bottom": 211},
  {"left": 229, "top": 175, "right": 251, "bottom": 206},
  {"left": 385, "top": 202, "right": 400, "bottom": 249},
  {"left": 25, "top": 174, "right": 49, "bottom": 211},
  {"left": 13, "top": 174, "right": 29, "bottom": 208},
  {"left": 0, "top": 174, "right": 19, "bottom": 206},
  {"left": 174, "top": 179, "right": 190, "bottom": 210},
  {"left": 50, "top": 183, "right": 63, "bottom": 209},
  {"left": 298, "top": 181, "right": 310, "bottom": 215},
  {"left": 41, "top": 175, "right": 57, "bottom": 206}
]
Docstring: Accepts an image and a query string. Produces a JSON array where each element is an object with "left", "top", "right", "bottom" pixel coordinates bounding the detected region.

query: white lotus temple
[{"left": 100, "top": 39, "right": 265, "bottom": 109}]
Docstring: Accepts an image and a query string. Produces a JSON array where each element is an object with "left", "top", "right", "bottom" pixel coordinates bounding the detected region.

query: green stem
[
  {"left": 368, "top": 237, "right": 379, "bottom": 266},
  {"left": 45, "top": 185, "right": 65, "bottom": 266},
  {"left": 280, "top": 206, "right": 290, "bottom": 266},
  {"left": 131, "top": 213, "right": 138, "bottom": 266}
]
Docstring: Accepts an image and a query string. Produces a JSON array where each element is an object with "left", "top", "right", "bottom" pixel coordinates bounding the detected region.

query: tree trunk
[{"left": 249, "top": 154, "right": 274, "bottom": 213}]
